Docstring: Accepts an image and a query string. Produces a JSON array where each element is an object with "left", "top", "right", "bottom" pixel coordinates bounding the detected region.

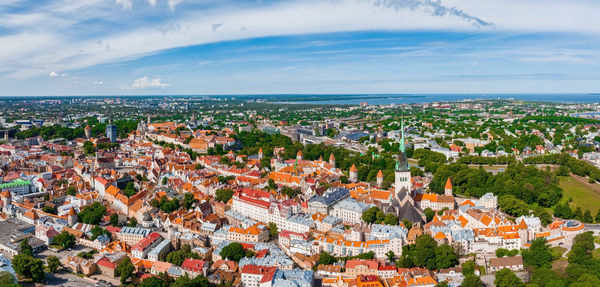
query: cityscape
[{"left": 2, "top": 1, "right": 600, "bottom": 287}]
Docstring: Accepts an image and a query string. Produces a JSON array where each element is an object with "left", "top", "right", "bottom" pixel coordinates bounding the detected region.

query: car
[{"left": 68, "top": 279, "right": 74, "bottom": 282}]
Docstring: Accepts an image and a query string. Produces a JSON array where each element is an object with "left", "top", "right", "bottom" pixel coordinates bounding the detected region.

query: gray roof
[{"left": 308, "top": 187, "right": 349, "bottom": 206}]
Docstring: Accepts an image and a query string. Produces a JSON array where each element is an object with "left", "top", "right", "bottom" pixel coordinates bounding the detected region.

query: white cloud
[
  {"left": 49, "top": 71, "right": 66, "bottom": 77},
  {"left": 115, "top": 0, "right": 132, "bottom": 10},
  {"left": 130, "top": 76, "right": 170, "bottom": 89},
  {"left": 168, "top": 0, "right": 183, "bottom": 11},
  {"left": 148, "top": 0, "right": 157, "bottom": 7},
  {"left": 2, "top": 0, "right": 600, "bottom": 80},
  {"left": 93, "top": 81, "right": 104, "bottom": 85}
]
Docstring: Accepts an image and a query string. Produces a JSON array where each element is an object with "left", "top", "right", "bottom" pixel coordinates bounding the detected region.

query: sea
[{"left": 272, "top": 94, "right": 600, "bottom": 105}]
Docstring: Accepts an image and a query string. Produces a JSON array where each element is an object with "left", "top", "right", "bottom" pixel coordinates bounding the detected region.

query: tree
[
  {"left": 402, "top": 219, "right": 412, "bottom": 230},
  {"left": 42, "top": 205, "right": 56, "bottom": 214},
  {"left": 83, "top": 141, "right": 95, "bottom": 156},
  {"left": 128, "top": 217, "right": 138, "bottom": 227},
  {"left": 90, "top": 226, "right": 111, "bottom": 240},
  {"left": 268, "top": 222, "right": 278, "bottom": 239},
  {"left": 183, "top": 193, "right": 196, "bottom": 210},
  {"left": 318, "top": 252, "right": 337, "bottom": 265},
  {"left": 122, "top": 182, "right": 138, "bottom": 197},
  {"left": 117, "top": 257, "right": 135, "bottom": 284},
  {"left": 461, "top": 275, "right": 483, "bottom": 287},
  {"left": 424, "top": 208, "right": 435, "bottom": 222},
  {"left": 53, "top": 231, "right": 76, "bottom": 248},
  {"left": 595, "top": 209, "right": 600, "bottom": 223},
  {"left": 386, "top": 251, "right": 395, "bottom": 262},
  {"left": 215, "top": 189, "right": 234, "bottom": 203},
  {"left": 583, "top": 209, "right": 594, "bottom": 223},
  {"left": 533, "top": 206, "right": 553, "bottom": 226},
  {"left": 162, "top": 177, "right": 168, "bottom": 185},
  {"left": 494, "top": 268, "right": 524, "bottom": 287},
  {"left": 384, "top": 213, "right": 399, "bottom": 225},
  {"left": 47, "top": 255, "right": 60, "bottom": 273},
  {"left": 569, "top": 273, "right": 600, "bottom": 287},
  {"left": 435, "top": 244, "right": 458, "bottom": 270},
  {"left": 12, "top": 254, "right": 45, "bottom": 283},
  {"left": 166, "top": 245, "right": 200, "bottom": 266},
  {"left": 413, "top": 234, "right": 437, "bottom": 270},
  {"left": 141, "top": 276, "right": 166, "bottom": 287},
  {"left": 110, "top": 213, "right": 120, "bottom": 227},
  {"left": 220, "top": 242, "right": 245, "bottom": 262},
  {"left": 434, "top": 282, "right": 448, "bottom": 287},
  {"left": 462, "top": 260, "right": 476, "bottom": 276},
  {"left": 67, "top": 186, "right": 77, "bottom": 196},
  {"left": 0, "top": 271, "right": 16, "bottom": 285},
  {"left": 78, "top": 202, "right": 107, "bottom": 224},
  {"left": 20, "top": 238, "right": 33, "bottom": 257},
  {"left": 522, "top": 238, "right": 552, "bottom": 269}
]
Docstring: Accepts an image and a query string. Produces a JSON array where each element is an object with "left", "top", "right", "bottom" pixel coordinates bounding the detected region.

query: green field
[{"left": 558, "top": 176, "right": 600, "bottom": 214}]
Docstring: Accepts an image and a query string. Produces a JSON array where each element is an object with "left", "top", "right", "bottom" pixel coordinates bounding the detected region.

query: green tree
[
  {"left": 128, "top": 217, "right": 138, "bottom": 227},
  {"left": 386, "top": 251, "right": 395, "bottom": 262},
  {"left": 47, "top": 255, "right": 60, "bottom": 273},
  {"left": 494, "top": 268, "right": 524, "bottom": 287},
  {"left": 166, "top": 244, "right": 200, "bottom": 266},
  {"left": 78, "top": 202, "right": 107, "bottom": 224},
  {"left": 183, "top": 193, "right": 197, "bottom": 210},
  {"left": 434, "top": 282, "right": 448, "bottom": 287},
  {"left": 414, "top": 234, "right": 437, "bottom": 270},
  {"left": 268, "top": 222, "right": 278, "bottom": 239},
  {"left": 0, "top": 271, "right": 16, "bottom": 285},
  {"left": 595, "top": 209, "right": 600, "bottom": 223},
  {"left": 140, "top": 276, "right": 166, "bottom": 287},
  {"left": 110, "top": 213, "right": 120, "bottom": 227},
  {"left": 583, "top": 209, "right": 594, "bottom": 223},
  {"left": 424, "top": 208, "right": 435, "bottom": 222},
  {"left": 461, "top": 275, "right": 483, "bottom": 287},
  {"left": 53, "top": 231, "right": 76, "bottom": 248},
  {"left": 435, "top": 244, "right": 458, "bottom": 269},
  {"left": 318, "top": 252, "right": 337, "bottom": 265},
  {"left": 215, "top": 189, "right": 234, "bottom": 203},
  {"left": 67, "top": 186, "right": 77, "bottom": 196},
  {"left": 384, "top": 214, "right": 399, "bottom": 225},
  {"left": 12, "top": 254, "right": 45, "bottom": 283},
  {"left": 42, "top": 205, "right": 56, "bottom": 214},
  {"left": 534, "top": 206, "right": 553, "bottom": 226},
  {"left": 219, "top": 242, "right": 246, "bottom": 262},
  {"left": 117, "top": 257, "right": 135, "bottom": 284},
  {"left": 20, "top": 238, "right": 33, "bottom": 257},
  {"left": 569, "top": 273, "right": 600, "bottom": 287},
  {"left": 162, "top": 177, "right": 168, "bottom": 185},
  {"left": 83, "top": 141, "right": 95, "bottom": 156},
  {"left": 462, "top": 260, "right": 476, "bottom": 276},
  {"left": 522, "top": 238, "right": 552, "bottom": 269}
]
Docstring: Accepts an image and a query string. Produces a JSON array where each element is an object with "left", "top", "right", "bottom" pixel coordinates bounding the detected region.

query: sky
[{"left": 1, "top": 0, "right": 600, "bottom": 96}]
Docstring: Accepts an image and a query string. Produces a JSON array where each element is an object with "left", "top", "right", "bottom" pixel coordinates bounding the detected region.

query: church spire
[{"left": 400, "top": 114, "right": 405, "bottom": 153}]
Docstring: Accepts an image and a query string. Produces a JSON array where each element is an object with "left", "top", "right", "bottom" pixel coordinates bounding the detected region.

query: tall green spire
[{"left": 399, "top": 114, "right": 405, "bottom": 153}]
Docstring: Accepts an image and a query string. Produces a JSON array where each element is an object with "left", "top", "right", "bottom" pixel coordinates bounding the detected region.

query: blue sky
[{"left": 1, "top": 0, "right": 600, "bottom": 96}]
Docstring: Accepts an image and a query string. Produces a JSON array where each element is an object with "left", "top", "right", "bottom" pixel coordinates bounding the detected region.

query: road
[{"left": 45, "top": 271, "right": 97, "bottom": 287}]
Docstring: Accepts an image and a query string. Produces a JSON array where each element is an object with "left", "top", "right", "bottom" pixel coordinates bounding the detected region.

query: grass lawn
[
  {"left": 551, "top": 246, "right": 567, "bottom": 260},
  {"left": 558, "top": 176, "right": 600, "bottom": 214}
]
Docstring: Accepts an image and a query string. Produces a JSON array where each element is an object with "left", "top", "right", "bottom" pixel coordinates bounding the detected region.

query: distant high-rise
[{"left": 106, "top": 122, "right": 117, "bottom": 143}]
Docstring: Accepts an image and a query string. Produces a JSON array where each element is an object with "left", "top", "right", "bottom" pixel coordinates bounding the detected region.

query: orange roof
[
  {"left": 68, "top": 207, "right": 77, "bottom": 216},
  {"left": 445, "top": 178, "right": 452, "bottom": 189},
  {"left": 434, "top": 232, "right": 446, "bottom": 240},
  {"left": 517, "top": 219, "right": 528, "bottom": 230},
  {"left": 350, "top": 164, "right": 358, "bottom": 172},
  {"left": 377, "top": 170, "right": 383, "bottom": 178}
]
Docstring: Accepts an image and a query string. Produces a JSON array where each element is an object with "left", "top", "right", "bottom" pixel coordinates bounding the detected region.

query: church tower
[
  {"left": 258, "top": 148, "right": 263, "bottom": 159},
  {"left": 329, "top": 153, "right": 336, "bottom": 168},
  {"left": 376, "top": 170, "right": 384, "bottom": 187},
  {"left": 68, "top": 207, "right": 78, "bottom": 226},
  {"left": 394, "top": 116, "right": 411, "bottom": 196},
  {"left": 349, "top": 164, "right": 358, "bottom": 183},
  {"left": 444, "top": 178, "right": 453, "bottom": 196}
]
